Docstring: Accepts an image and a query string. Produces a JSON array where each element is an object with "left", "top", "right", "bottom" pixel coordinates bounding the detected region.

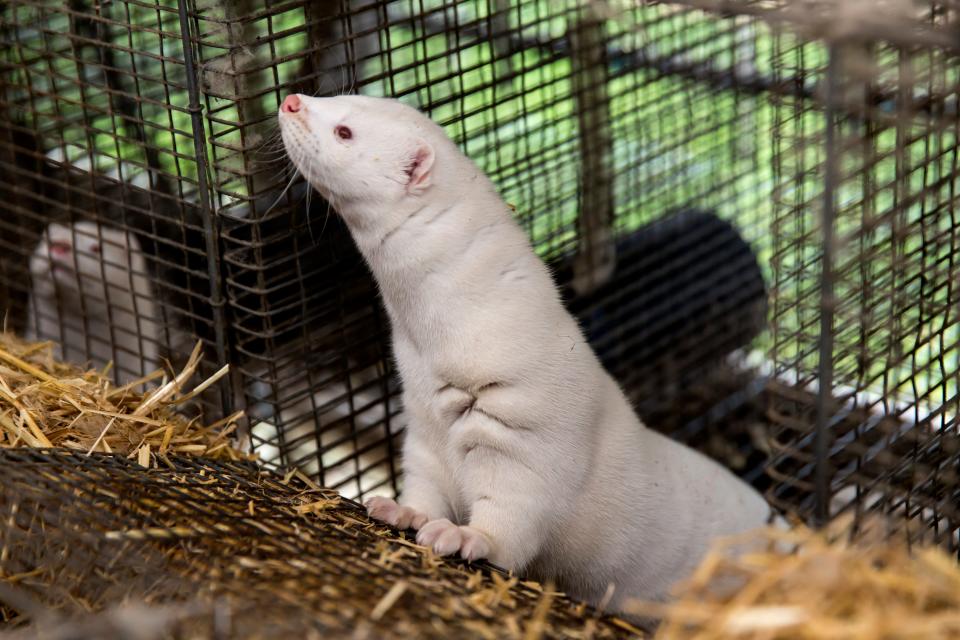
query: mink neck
[{"left": 349, "top": 190, "right": 520, "bottom": 329}]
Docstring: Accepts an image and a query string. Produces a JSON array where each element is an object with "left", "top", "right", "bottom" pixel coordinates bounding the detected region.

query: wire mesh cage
[{"left": 0, "top": 0, "right": 958, "bottom": 563}]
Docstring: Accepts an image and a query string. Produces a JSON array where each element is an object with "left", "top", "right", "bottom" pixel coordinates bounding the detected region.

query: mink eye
[
  {"left": 335, "top": 125, "right": 352, "bottom": 140},
  {"left": 89, "top": 243, "right": 101, "bottom": 254}
]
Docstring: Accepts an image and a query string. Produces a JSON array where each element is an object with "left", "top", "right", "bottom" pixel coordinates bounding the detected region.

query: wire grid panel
[
  {"left": 188, "top": 0, "right": 781, "bottom": 499},
  {"left": 188, "top": 0, "right": 406, "bottom": 499},
  {"left": 0, "top": 0, "right": 776, "bottom": 502},
  {"left": 757, "top": 8, "right": 960, "bottom": 549},
  {"left": 0, "top": 2, "right": 230, "bottom": 411},
  {"left": 0, "top": 449, "right": 639, "bottom": 639}
]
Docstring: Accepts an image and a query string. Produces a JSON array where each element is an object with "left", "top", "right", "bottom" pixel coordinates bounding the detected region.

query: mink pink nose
[
  {"left": 280, "top": 94, "right": 302, "bottom": 114},
  {"left": 49, "top": 241, "right": 71, "bottom": 257}
]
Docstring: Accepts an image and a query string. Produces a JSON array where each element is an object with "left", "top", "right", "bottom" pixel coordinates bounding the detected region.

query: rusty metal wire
[
  {"left": 758, "top": 1, "right": 960, "bottom": 549},
  {"left": 0, "top": 449, "right": 643, "bottom": 638}
]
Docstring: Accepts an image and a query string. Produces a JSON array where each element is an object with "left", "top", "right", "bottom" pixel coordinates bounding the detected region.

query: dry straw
[
  {"left": 0, "top": 332, "right": 253, "bottom": 466},
  {"left": 628, "top": 516, "right": 960, "bottom": 639}
]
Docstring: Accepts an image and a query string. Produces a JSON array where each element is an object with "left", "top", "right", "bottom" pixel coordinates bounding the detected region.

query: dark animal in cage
[{"left": 552, "top": 208, "right": 768, "bottom": 414}]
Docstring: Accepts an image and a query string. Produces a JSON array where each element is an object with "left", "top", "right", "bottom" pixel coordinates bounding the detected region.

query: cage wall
[
  {"left": 1, "top": 0, "right": 958, "bottom": 552},
  {"left": 0, "top": 1, "right": 233, "bottom": 411},
  {"left": 198, "top": 0, "right": 784, "bottom": 498},
  {"left": 761, "top": 8, "right": 960, "bottom": 547}
]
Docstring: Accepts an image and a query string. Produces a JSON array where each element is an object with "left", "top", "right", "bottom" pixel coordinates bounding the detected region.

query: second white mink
[
  {"left": 279, "top": 93, "right": 774, "bottom": 614},
  {"left": 26, "top": 220, "right": 162, "bottom": 385}
]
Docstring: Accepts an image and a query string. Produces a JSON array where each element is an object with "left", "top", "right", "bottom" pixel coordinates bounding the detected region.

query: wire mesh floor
[{"left": 0, "top": 449, "right": 644, "bottom": 639}]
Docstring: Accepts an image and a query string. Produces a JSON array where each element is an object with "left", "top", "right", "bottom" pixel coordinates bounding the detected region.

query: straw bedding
[
  {"left": 1, "top": 333, "right": 959, "bottom": 639},
  {"left": 633, "top": 519, "right": 960, "bottom": 639},
  {"left": 0, "top": 333, "right": 250, "bottom": 465}
]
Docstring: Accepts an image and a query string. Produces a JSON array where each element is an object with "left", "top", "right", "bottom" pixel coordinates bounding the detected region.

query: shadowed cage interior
[{"left": 0, "top": 0, "right": 957, "bottom": 557}]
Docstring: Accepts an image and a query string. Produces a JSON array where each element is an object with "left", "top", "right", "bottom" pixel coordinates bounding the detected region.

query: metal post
[
  {"left": 177, "top": 0, "right": 234, "bottom": 417},
  {"left": 570, "top": 5, "right": 616, "bottom": 297},
  {"left": 814, "top": 44, "right": 840, "bottom": 527}
]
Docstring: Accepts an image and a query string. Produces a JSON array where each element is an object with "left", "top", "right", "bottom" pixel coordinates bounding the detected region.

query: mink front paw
[
  {"left": 364, "top": 496, "right": 429, "bottom": 530},
  {"left": 416, "top": 518, "right": 491, "bottom": 562}
]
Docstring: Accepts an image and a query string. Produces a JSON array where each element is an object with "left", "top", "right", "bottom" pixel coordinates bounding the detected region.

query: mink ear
[{"left": 404, "top": 141, "right": 434, "bottom": 193}]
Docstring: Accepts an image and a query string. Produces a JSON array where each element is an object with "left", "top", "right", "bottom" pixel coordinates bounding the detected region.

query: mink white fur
[
  {"left": 279, "top": 94, "right": 773, "bottom": 612},
  {"left": 26, "top": 220, "right": 161, "bottom": 385}
]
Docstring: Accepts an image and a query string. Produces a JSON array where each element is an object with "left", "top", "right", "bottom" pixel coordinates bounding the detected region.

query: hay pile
[
  {"left": 630, "top": 518, "right": 960, "bottom": 639},
  {"left": 0, "top": 332, "right": 252, "bottom": 465}
]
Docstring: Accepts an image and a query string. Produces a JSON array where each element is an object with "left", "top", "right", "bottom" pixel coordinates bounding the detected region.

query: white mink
[
  {"left": 26, "top": 220, "right": 162, "bottom": 386},
  {"left": 278, "top": 94, "right": 774, "bottom": 614}
]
